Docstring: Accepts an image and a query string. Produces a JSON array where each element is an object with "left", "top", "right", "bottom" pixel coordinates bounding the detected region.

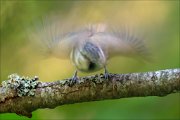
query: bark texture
[{"left": 0, "top": 68, "right": 180, "bottom": 118}]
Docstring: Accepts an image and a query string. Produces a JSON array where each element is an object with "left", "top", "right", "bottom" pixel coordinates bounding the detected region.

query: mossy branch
[{"left": 0, "top": 68, "right": 180, "bottom": 118}]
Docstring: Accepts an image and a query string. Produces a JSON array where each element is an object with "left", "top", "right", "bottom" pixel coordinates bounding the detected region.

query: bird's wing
[
  {"left": 27, "top": 12, "right": 110, "bottom": 59},
  {"left": 90, "top": 27, "right": 151, "bottom": 61},
  {"left": 28, "top": 18, "right": 106, "bottom": 59}
]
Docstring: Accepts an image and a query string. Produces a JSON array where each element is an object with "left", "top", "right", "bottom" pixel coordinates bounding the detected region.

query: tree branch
[{"left": 0, "top": 68, "right": 180, "bottom": 118}]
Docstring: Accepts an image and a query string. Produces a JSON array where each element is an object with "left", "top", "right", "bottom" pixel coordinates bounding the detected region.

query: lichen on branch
[
  {"left": 0, "top": 68, "right": 180, "bottom": 118},
  {"left": 1, "top": 74, "right": 39, "bottom": 97}
]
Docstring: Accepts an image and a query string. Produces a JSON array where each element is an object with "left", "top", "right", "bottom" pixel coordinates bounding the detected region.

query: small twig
[{"left": 0, "top": 68, "right": 179, "bottom": 118}]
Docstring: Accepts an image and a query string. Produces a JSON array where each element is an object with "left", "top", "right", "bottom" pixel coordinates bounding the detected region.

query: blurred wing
[
  {"left": 90, "top": 27, "right": 151, "bottom": 61},
  {"left": 28, "top": 18, "right": 149, "bottom": 61},
  {"left": 27, "top": 16, "right": 66, "bottom": 58},
  {"left": 28, "top": 15, "right": 108, "bottom": 59}
]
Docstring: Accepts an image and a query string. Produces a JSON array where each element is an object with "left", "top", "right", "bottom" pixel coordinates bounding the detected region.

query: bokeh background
[{"left": 0, "top": 1, "right": 179, "bottom": 120}]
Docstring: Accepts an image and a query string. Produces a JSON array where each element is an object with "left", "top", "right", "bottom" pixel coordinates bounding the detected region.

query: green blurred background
[{"left": 0, "top": 1, "right": 179, "bottom": 120}]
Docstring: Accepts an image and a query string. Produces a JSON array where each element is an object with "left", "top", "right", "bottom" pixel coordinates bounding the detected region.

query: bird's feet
[
  {"left": 104, "top": 66, "right": 109, "bottom": 80},
  {"left": 71, "top": 70, "right": 78, "bottom": 83}
]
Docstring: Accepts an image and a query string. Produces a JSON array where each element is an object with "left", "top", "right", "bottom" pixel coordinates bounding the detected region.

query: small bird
[{"left": 29, "top": 18, "right": 150, "bottom": 81}]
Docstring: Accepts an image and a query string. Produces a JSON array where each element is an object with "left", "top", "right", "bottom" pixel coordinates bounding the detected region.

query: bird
[{"left": 29, "top": 17, "right": 150, "bottom": 81}]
